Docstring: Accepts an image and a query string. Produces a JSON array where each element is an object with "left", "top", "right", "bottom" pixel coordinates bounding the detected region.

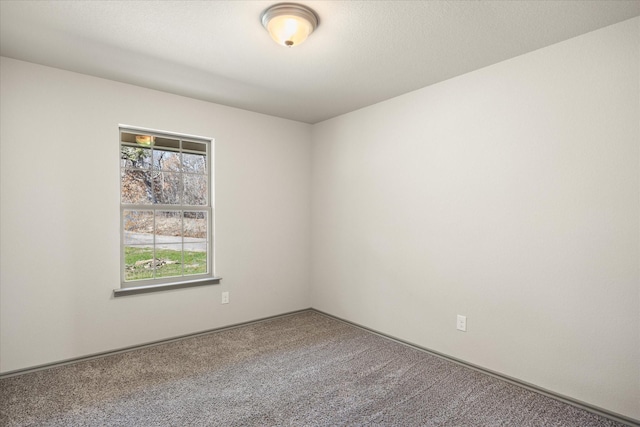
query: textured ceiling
[{"left": 1, "top": 1, "right": 639, "bottom": 123}]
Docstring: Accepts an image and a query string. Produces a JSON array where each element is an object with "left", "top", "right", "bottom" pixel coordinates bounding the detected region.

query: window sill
[{"left": 113, "top": 277, "right": 222, "bottom": 297}]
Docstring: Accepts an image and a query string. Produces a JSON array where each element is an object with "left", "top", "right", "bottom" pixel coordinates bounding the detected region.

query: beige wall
[
  {"left": 0, "top": 57, "right": 312, "bottom": 373},
  {"left": 311, "top": 18, "right": 639, "bottom": 419}
]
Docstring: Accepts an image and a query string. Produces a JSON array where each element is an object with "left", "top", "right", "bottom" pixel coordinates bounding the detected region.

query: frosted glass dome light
[{"left": 261, "top": 3, "right": 318, "bottom": 47}]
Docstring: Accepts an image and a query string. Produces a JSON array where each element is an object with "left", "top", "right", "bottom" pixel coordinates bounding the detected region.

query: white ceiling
[{"left": 1, "top": 1, "right": 639, "bottom": 124}]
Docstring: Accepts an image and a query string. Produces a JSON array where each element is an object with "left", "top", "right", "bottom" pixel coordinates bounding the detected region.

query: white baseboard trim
[
  {"left": 311, "top": 309, "right": 639, "bottom": 427},
  {"left": 0, "top": 308, "right": 311, "bottom": 379},
  {"left": 2, "top": 307, "right": 637, "bottom": 426}
]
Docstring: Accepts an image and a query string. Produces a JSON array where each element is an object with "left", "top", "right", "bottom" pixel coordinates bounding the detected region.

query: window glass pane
[
  {"left": 184, "top": 243, "right": 207, "bottom": 276},
  {"left": 122, "top": 132, "right": 155, "bottom": 147},
  {"left": 155, "top": 211, "right": 182, "bottom": 243},
  {"left": 183, "top": 140, "right": 207, "bottom": 153},
  {"left": 154, "top": 137, "right": 180, "bottom": 150},
  {"left": 183, "top": 174, "right": 207, "bottom": 206},
  {"left": 123, "top": 210, "right": 153, "bottom": 244},
  {"left": 121, "top": 146, "right": 151, "bottom": 169},
  {"left": 124, "top": 246, "right": 155, "bottom": 281},
  {"left": 154, "top": 244, "right": 183, "bottom": 278},
  {"left": 153, "top": 149, "right": 181, "bottom": 172},
  {"left": 121, "top": 128, "right": 211, "bottom": 286},
  {"left": 183, "top": 211, "right": 207, "bottom": 240},
  {"left": 134, "top": 134, "right": 155, "bottom": 147},
  {"left": 182, "top": 153, "right": 206, "bottom": 174},
  {"left": 121, "top": 132, "right": 137, "bottom": 144},
  {"left": 121, "top": 169, "right": 153, "bottom": 204},
  {"left": 153, "top": 172, "right": 182, "bottom": 204}
]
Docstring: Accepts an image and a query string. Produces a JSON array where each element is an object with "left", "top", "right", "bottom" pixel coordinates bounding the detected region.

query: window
[{"left": 116, "top": 127, "right": 219, "bottom": 296}]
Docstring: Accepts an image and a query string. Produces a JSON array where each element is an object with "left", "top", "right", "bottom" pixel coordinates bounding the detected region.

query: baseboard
[
  {"left": 310, "top": 309, "right": 640, "bottom": 427},
  {"left": 2, "top": 307, "right": 638, "bottom": 426},
  {"left": 0, "top": 308, "right": 312, "bottom": 379}
]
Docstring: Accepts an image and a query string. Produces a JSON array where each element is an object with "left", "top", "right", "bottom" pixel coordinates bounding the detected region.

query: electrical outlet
[
  {"left": 221, "top": 291, "right": 229, "bottom": 304},
  {"left": 456, "top": 315, "right": 467, "bottom": 332}
]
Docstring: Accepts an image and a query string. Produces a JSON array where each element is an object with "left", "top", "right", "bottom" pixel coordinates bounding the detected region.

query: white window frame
[{"left": 115, "top": 126, "right": 220, "bottom": 297}]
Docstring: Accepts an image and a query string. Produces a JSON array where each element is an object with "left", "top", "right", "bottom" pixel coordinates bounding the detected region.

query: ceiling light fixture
[
  {"left": 135, "top": 135, "right": 154, "bottom": 146},
  {"left": 260, "top": 3, "right": 318, "bottom": 48}
]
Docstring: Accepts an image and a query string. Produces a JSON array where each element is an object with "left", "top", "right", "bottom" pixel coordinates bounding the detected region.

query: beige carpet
[{"left": 0, "top": 310, "right": 628, "bottom": 426}]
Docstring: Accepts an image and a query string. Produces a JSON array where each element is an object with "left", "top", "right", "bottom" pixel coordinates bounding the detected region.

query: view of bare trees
[
  {"left": 121, "top": 146, "right": 207, "bottom": 206},
  {"left": 121, "top": 144, "right": 209, "bottom": 238},
  {"left": 120, "top": 134, "right": 211, "bottom": 281}
]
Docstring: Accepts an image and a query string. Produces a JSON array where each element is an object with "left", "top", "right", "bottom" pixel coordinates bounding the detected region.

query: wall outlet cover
[{"left": 457, "top": 315, "right": 467, "bottom": 332}]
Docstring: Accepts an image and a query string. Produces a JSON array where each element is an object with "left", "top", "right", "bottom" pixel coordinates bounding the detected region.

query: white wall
[
  {"left": 1, "top": 16, "right": 638, "bottom": 422},
  {"left": 311, "top": 18, "right": 639, "bottom": 420},
  {"left": 0, "top": 57, "right": 311, "bottom": 373}
]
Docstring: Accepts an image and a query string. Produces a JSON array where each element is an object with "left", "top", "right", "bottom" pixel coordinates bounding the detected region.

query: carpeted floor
[{"left": 0, "top": 310, "right": 628, "bottom": 426}]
